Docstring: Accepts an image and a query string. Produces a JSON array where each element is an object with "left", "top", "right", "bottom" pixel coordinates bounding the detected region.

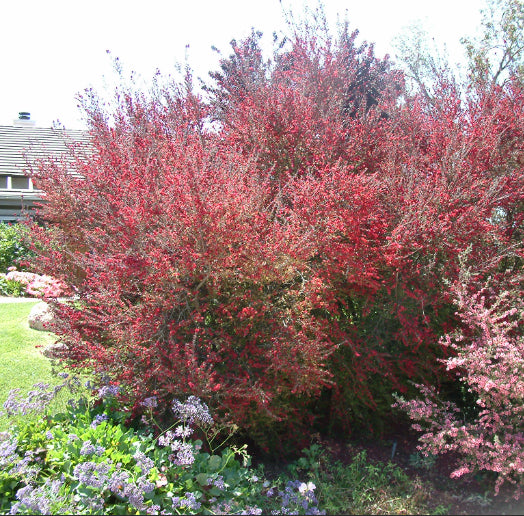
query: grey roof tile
[{"left": 0, "top": 125, "right": 90, "bottom": 176}]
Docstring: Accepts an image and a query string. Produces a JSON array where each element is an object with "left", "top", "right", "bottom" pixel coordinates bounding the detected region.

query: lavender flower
[
  {"left": 171, "top": 396, "right": 213, "bottom": 426},
  {"left": 158, "top": 431, "right": 195, "bottom": 466},
  {"left": 241, "top": 507, "right": 263, "bottom": 515},
  {"left": 171, "top": 496, "right": 182, "bottom": 508},
  {"left": 168, "top": 441, "right": 195, "bottom": 466},
  {"left": 10, "top": 478, "right": 68, "bottom": 515},
  {"left": 3, "top": 383, "right": 56, "bottom": 416},
  {"left": 173, "top": 425, "right": 193, "bottom": 438},
  {"left": 158, "top": 431, "right": 175, "bottom": 447},
  {"left": 140, "top": 396, "right": 158, "bottom": 409},
  {"left": 90, "top": 413, "right": 108, "bottom": 428},
  {"left": 213, "top": 476, "right": 225, "bottom": 490},
  {"left": 134, "top": 451, "right": 155, "bottom": 475},
  {"left": 79, "top": 441, "right": 105, "bottom": 456},
  {"left": 10, "top": 485, "right": 51, "bottom": 515},
  {"left": 9, "top": 451, "right": 41, "bottom": 481},
  {"left": 183, "top": 492, "right": 201, "bottom": 511},
  {"left": 108, "top": 470, "right": 131, "bottom": 496},
  {"left": 98, "top": 384, "right": 120, "bottom": 398},
  {"left": 0, "top": 434, "right": 18, "bottom": 467},
  {"left": 73, "top": 461, "right": 111, "bottom": 489},
  {"left": 125, "top": 486, "right": 147, "bottom": 511}
]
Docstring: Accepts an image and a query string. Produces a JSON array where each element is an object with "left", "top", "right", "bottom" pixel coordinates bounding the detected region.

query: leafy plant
[
  {"left": 25, "top": 1, "right": 524, "bottom": 457},
  {"left": 394, "top": 272, "right": 524, "bottom": 498},
  {"left": 1, "top": 382, "right": 326, "bottom": 514},
  {"left": 0, "top": 223, "right": 33, "bottom": 273},
  {"left": 284, "top": 445, "right": 430, "bottom": 515}
]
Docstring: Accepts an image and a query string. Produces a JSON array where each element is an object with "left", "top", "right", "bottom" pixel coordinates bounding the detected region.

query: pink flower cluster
[
  {"left": 394, "top": 282, "right": 524, "bottom": 498},
  {"left": 1, "top": 268, "right": 70, "bottom": 298}
]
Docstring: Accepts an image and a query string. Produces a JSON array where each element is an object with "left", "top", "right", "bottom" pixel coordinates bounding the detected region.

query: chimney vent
[{"left": 13, "top": 111, "right": 36, "bottom": 127}]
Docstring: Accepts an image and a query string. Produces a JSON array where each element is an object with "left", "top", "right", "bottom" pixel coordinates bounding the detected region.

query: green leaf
[
  {"left": 208, "top": 455, "right": 222, "bottom": 471},
  {"left": 195, "top": 473, "right": 209, "bottom": 486}
]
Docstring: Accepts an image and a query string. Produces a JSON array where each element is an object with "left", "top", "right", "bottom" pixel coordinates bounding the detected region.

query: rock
[
  {"left": 28, "top": 301, "right": 54, "bottom": 331},
  {"left": 42, "top": 342, "right": 67, "bottom": 358}
]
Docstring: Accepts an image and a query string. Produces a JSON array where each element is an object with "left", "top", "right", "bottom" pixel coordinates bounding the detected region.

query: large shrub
[{"left": 27, "top": 10, "right": 524, "bottom": 450}]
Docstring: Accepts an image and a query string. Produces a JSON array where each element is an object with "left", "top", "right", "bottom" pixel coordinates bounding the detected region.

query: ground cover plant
[
  {"left": 0, "top": 381, "right": 327, "bottom": 515},
  {"left": 2, "top": 377, "right": 450, "bottom": 515},
  {"left": 20, "top": 0, "right": 524, "bottom": 502}
]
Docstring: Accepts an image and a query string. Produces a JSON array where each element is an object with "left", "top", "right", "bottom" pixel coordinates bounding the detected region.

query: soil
[{"left": 314, "top": 426, "right": 524, "bottom": 516}]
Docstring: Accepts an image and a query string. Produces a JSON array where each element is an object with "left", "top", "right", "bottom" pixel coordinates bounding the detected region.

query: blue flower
[{"left": 90, "top": 413, "right": 108, "bottom": 428}]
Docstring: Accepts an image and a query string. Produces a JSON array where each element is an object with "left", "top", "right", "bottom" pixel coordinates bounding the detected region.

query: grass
[{"left": 0, "top": 301, "right": 66, "bottom": 430}]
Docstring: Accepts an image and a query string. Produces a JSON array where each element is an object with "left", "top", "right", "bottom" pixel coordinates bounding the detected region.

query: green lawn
[{"left": 0, "top": 302, "right": 64, "bottom": 429}]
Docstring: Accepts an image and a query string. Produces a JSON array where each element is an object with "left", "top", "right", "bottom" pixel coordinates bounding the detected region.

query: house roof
[{"left": 0, "top": 125, "right": 90, "bottom": 177}]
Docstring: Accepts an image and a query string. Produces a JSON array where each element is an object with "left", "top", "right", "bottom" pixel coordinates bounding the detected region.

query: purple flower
[
  {"left": 0, "top": 434, "right": 18, "bottom": 466},
  {"left": 90, "top": 413, "right": 109, "bottom": 428},
  {"left": 73, "top": 461, "right": 111, "bottom": 489},
  {"left": 158, "top": 432, "right": 195, "bottom": 466},
  {"left": 98, "top": 385, "right": 120, "bottom": 398},
  {"left": 3, "top": 384, "right": 56, "bottom": 416},
  {"left": 168, "top": 441, "right": 195, "bottom": 466},
  {"left": 108, "top": 470, "right": 130, "bottom": 496},
  {"left": 79, "top": 441, "right": 105, "bottom": 456},
  {"left": 213, "top": 475, "right": 225, "bottom": 490},
  {"left": 183, "top": 492, "right": 201, "bottom": 511},
  {"left": 171, "top": 396, "right": 213, "bottom": 426},
  {"left": 241, "top": 507, "right": 263, "bottom": 515},
  {"left": 134, "top": 451, "right": 155, "bottom": 475},
  {"left": 140, "top": 396, "right": 158, "bottom": 409},
  {"left": 11, "top": 485, "right": 51, "bottom": 515},
  {"left": 10, "top": 478, "right": 68, "bottom": 515},
  {"left": 174, "top": 425, "right": 193, "bottom": 438},
  {"left": 158, "top": 431, "right": 175, "bottom": 447}
]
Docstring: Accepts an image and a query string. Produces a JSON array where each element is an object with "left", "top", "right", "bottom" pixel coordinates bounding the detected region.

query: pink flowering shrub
[
  {"left": 394, "top": 279, "right": 524, "bottom": 498},
  {"left": 2, "top": 268, "right": 70, "bottom": 298}
]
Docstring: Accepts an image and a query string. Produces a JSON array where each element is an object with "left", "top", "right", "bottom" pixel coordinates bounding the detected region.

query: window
[{"left": 11, "top": 176, "right": 30, "bottom": 190}]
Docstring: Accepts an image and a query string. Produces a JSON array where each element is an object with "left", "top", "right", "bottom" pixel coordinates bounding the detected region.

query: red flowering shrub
[{"left": 27, "top": 12, "right": 524, "bottom": 455}]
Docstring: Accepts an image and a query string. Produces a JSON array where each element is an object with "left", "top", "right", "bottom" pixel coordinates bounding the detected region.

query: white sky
[{"left": 0, "top": 0, "right": 484, "bottom": 129}]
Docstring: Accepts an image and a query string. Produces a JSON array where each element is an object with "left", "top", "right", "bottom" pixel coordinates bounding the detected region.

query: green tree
[{"left": 462, "top": 0, "right": 524, "bottom": 87}]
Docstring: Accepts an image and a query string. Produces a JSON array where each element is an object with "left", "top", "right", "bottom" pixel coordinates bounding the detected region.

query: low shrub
[
  {"left": 283, "top": 444, "right": 431, "bottom": 515},
  {"left": 0, "top": 224, "right": 33, "bottom": 273},
  {"left": 0, "top": 378, "right": 325, "bottom": 515},
  {"left": 394, "top": 276, "right": 524, "bottom": 499},
  {"left": 0, "top": 268, "right": 70, "bottom": 298}
]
